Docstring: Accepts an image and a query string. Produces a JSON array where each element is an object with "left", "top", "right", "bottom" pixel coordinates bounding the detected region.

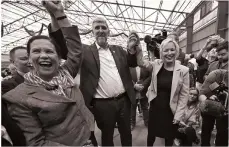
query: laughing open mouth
[{"left": 39, "top": 61, "right": 52, "bottom": 67}]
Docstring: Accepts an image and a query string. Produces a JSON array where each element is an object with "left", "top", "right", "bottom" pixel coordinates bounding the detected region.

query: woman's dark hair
[{"left": 27, "top": 35, "right": 61, "bottom": 57}]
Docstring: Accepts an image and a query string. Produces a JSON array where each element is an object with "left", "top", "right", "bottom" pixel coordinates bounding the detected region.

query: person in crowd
[
  {"left": 3, "top": 1, "right": 94, "bottom": 146},
  {"left": 199, "top": 69, "right": 228, "bottom": 146},
  {"left": 48, "top": 3, "right": 138, "bottom": 146},
  {"left": 175, "top": 87, "right": 200, "bottom": 146},
  {"left": 128, "top": 35, "right": 189, "bottom": 146},
  {"left": 187, "top": 59, "right": 196, "bottom": 88},
  {"left": 188, "top": 54, "right": 198, "bottom": 80},
  {"left": 204, "top": 40, "right": 228, "bottom": 79},
  {"left": 129, "top": 32, "right": 152, "bottom": 130},
  {"left": 129, "top": 31, "right": 151, "bottom": 130},
  {"left": 2, "top": 100, "right": 26, "bottom": 146},
  {"left": 1, "top": 47, "right": 31, "bottom": 146},
  {"left": 1, "top": 68, "right": 12, "bottom": 80},
  {"left": 8, "top": 63, "right": 18, "bottom": 76},
  {"left": 1, "top": 46, "right": 30, "bottom": 94},
  {"left": 167, "top": 32, "right": 186, "bottom": 65},
  {"left": 195, "top": 35, "right": 224, "bottom": 89},
  {"left": 130, "top": 65, "right": 151, "bottom": 130}
]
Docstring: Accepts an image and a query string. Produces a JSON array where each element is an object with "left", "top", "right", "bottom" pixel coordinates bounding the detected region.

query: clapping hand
[{"left": 134, "top": 83, "right": 144, "bottom": 91}]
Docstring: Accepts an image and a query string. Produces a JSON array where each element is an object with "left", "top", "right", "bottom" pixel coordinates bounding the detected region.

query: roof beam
[
  {"left": 162, "top": 0, "right": 179, "bottom": 29},
  {"left": 4, "top": 10, "right": 41, "bottom": 28},
  {"left": 104, "top": 3, "right": 125, "bottom": 31},
  {"left": 117, "top": 1, "right": 129, "bottom": 31},
  {"left": 170, "top": 1, "right": 191, "bottom": 27},
  {"left": 152, "top": 0, "right": 163, "bottom": 34},
  {"left": 1, "top": 27, "right": 48, "bottom": 50},
  {"left": 91, "top": 1, "right": 123, "bottom": 36},
  {"left": 66, "top": 9, "right": 179, "bottom": 26},
  {"left": 92, "top": 0, "right": 189, "bottom": 14}
]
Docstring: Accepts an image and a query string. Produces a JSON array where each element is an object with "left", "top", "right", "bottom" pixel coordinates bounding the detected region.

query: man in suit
[
  {"left": 80, "top": 17, "right": 138, "bottom": 146},
  {"left": 130, "top": 66, "right": 151, "bottom": 130},
  {"left": 1, "top": 46, "right": 30, "bottom": 146},
  {"left": 2, "top": 46, "right": 31, "bottom": 94},
  {"left": 49, "top": 15, "right": 137, "bottom": 145},
  {"left": 2, "top": 101, "right": 26, "bottom": 146}
]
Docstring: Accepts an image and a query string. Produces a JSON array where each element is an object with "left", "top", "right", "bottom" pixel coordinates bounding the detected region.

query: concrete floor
[
  {"left": 94, "top": 115, "right": 165, "bottom": 146},
  {"left": 94, "top": 114, "right": 219, "bottom": 146}
]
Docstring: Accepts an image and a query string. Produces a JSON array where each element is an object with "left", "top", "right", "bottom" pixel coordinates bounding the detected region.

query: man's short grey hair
[{"left": 92, "top": 17, "right": 109, "bottom": 28}]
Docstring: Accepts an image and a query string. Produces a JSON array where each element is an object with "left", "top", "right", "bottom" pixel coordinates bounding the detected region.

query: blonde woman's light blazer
[{"left": 140, "top": 58, "right": 190, "bottom": 121}]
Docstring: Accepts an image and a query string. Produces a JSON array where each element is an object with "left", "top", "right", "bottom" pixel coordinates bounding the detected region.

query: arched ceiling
[{"left": 1, "top": 0, "right": 201, "bottom": 54}]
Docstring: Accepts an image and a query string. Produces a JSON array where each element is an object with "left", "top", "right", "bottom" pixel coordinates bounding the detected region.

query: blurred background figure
[
  {"left": 8, "top": 64, "right": 17, "bottom": 76},
  {"left": 1, "top": 68, "right": 12, "bottom": 80},
  {"left": 130, "top": 65, "right": 150, "bottom": 130},
  {"left": 195, "top": 35, "right": 225, "bottom": 90},
  {"left": 1, "top": 46, "right": 30, "bottom": 95},
  {"left": 199, "top": 69, "right": 228, "bottom": 146},
  {"left": 175, "top": 87, "right": 200, "bottom": 146}
]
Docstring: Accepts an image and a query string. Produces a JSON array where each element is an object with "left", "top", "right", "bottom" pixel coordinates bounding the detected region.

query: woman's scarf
[{"left": 24, "top": 68, "right": 75, "bottom": 97}]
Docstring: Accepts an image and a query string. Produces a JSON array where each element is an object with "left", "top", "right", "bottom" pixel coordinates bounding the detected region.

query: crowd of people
[{"left": 1, "top": 1, "right": 228, "bottom": 146}]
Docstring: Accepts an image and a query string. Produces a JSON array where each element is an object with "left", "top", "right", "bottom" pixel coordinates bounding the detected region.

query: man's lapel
[
  {"left": 109, "top": 46, "right": 121, "bottom": 72},
  {"left": 90, "top": 43, "right": 100, "bottom": 71},
  {"left": 131, "top": 68, "right": 137, "bottom": 83},
  {"left": 140, "top": 68, "right": 143, "bottom": 80}
]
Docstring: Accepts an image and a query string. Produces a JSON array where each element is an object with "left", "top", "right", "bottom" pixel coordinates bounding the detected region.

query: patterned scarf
[{"left": 24, "top": 68, "right": 75, "bottom": 97}]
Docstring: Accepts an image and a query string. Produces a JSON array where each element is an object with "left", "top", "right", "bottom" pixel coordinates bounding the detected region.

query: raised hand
[
  {"left": 42, "top": 0, "right": 65, "bottom": 18},
  {"left": 127, "top": 32, "right": 141, "bottom": 54},
  {"left": 127, "top": 34, "right": 138, "bottom": 49},
  {"left": 203, "top": 38, "right": 213, "bottom": 51}
]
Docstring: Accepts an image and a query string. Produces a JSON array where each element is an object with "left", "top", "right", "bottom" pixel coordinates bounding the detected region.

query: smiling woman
[
  {"left": 2, "top": 16, "right": 94, "bottom": 147},
  {"left": 127, "top": 34, "right": 190, "bottom": 146},
  {"left": 3, "top": 27, "right": 94, "bottom": 146},
  {"left": 27, "top": 36, "right": 61, "bottom": 81}
]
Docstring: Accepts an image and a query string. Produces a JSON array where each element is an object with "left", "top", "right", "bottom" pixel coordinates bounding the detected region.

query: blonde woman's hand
[{"left": 134, "top": 83, "right": 144, "bottom": 91}]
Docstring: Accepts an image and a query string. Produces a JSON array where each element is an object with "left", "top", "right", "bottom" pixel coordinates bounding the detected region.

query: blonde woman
[{"left": 128, "top": 35, "right": 189, "bottom": 146}]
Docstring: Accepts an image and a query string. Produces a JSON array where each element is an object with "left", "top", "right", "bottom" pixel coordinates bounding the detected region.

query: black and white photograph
[{"left": 1, "top": 0, "right": 228, "bottom": 146}]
